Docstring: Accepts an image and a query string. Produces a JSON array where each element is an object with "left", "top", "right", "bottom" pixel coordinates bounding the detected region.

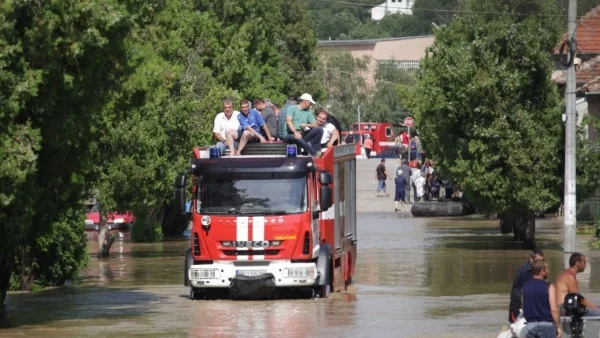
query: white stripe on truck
[
  {"left": 252, "top": 216, "right": 265, "bottom": 260},
  {"left": 236, "top": 217, "right": 248, "bottom": 261}
]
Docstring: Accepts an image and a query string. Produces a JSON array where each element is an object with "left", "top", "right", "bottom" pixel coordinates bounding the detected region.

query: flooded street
[{"left": 2, "top": 160, "right": 600, "bottom": 337}]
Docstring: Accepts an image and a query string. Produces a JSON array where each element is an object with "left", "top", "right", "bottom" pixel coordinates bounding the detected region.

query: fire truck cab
[{"left": 174, "top": 143, "right": 357, "bottom": 300}]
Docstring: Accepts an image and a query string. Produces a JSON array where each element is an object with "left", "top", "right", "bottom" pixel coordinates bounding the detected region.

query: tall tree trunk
[
  {"left": 500, "top": 209, "right": 536, "bottom": 249},
  {"left": 499, "top": 212, "right": 512, "bottom": 233},
  {"left": 97, "top": 212, "right": 115, "bottom": 258},
  {"left": 0, "top": 252, "right": 14, "bottom": 310}
]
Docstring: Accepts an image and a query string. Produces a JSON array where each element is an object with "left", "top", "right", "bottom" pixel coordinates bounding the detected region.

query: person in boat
[
  {"left": 509, "top": 249, "right": 545, "bottom": 323},
  {"left": 521, "top": 260, "right": 561, "bottom": 338},
  {"left": 555, "top": 252, "right": 600, "bottom": 316}
]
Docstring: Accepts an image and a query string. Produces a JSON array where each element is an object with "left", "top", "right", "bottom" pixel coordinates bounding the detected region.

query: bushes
[{"left": 131, "top": 211, "right": 164, "bottom": 243}]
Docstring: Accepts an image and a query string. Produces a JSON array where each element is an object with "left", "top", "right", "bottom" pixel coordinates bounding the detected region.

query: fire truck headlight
[
  {"left": 201, "top": 215, "right": 211, "bottom": 227},
  {"left": 191, "top": 268, "right": 220, "bottom": 280},
  {"left": 283, "top": 267, "right": 315, "bottom": 279},
  {"left": 113, "top": 218, "right": 124, "bottom": 224}
]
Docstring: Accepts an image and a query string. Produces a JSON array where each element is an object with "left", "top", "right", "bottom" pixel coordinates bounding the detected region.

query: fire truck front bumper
[{"left": 188, "top": 261, "right": 318, "bottom": 289}]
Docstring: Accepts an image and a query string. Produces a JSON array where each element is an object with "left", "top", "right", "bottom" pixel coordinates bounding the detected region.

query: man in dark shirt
[
  {"left": 521, "top": 260, "right": 560, "bottom": 338},
  {"left": 509, "top": 249, "right": 544, "bottom": 323}
]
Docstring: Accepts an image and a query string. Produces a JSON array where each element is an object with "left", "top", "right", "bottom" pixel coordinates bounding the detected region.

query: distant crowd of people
[
  {"left": 394, "top": 131, "right": 424, "bottom": 162},
  {"left": 212, "top": 94, "right": 341, "bottom": 157},
  {"left": 374, "top": 157, "right": 463, "bottom": 212}
]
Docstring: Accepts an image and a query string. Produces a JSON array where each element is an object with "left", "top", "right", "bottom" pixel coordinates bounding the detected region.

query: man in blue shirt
[
  {"left": 509, "top": 249, "right": 545, "bottom": 323},
  {"left": 226, "top": 99, "right": 272, "bottom": 155},
  {"left": 521, "top": 260, "right": 560, "bottom": 338}
]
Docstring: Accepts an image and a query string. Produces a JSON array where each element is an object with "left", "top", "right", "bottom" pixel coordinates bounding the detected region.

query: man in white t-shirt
[
  {"left": 315, "top": 108, "right": 339, "bottom": 150},
  {"left": 213, "top": 99, "right": 240, "bottom": 156}
]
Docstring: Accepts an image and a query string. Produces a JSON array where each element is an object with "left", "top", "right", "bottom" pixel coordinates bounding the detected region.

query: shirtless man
[{"left": 555, "top": 252, "right": 600, "bottom": 316}]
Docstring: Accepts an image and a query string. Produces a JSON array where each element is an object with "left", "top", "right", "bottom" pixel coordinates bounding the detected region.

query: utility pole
[
  {"left": 357, "top": 105, "right": 361, "bottom": 130},
  {"left": 564, "top": 0, "right": 577, "bottom": 260}
]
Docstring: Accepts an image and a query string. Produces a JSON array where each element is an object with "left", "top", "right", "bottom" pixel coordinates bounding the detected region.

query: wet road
[
  {"left": 3, "top": 214, "right": 600, "bottom": 338},
  {"left": 3, "top": 158, "right": 600, "bottom": 337}
]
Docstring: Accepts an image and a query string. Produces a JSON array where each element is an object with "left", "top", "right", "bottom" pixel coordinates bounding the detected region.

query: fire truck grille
[
  {"left": 233, "top": 261, "right": 271, "bottom": 267},
  {"left": 222, "top": 250, "right": 280, "bottom": 257}
]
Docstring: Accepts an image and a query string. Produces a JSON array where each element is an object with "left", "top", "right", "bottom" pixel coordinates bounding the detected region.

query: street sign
[{"left": 404, "top": 117, "right": 414, "bottom": 127}]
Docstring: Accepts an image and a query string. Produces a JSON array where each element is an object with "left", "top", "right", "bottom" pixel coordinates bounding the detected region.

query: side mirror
[
  {"left": 320, "top": 186, "right": 332, "bottom": 211},
  {"left": 320, "top": 172, "right": 332, "bottom": 185},
  {"left": 174, "top": 173, "right": 187, "bottom": 214}
]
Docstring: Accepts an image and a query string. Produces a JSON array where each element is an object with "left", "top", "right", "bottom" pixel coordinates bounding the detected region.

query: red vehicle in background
[
  {"left": 342, "top": 122, "right": 395, "bottom": 157},
  {"left": 84, "top": 199, "right": 135, "bottom": 232}
]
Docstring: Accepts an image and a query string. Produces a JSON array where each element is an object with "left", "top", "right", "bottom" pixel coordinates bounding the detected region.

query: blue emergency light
[
  {"left": 287, "top": 144, "right": 297, "bottom": 158},
  {"left": 209, "top": 147, "right": 220, "bottom": 159}
]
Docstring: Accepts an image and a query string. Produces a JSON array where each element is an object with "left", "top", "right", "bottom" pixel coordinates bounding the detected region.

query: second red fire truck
[{"left": 342, "top": 122, "right": 395, "bottom": 157}]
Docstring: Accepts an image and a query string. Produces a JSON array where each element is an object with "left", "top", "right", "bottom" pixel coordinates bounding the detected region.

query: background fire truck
[
  {"left": 175, "top": 143, "right": 357, "bottom": 300},
  {"left": 342, "top": 122, "right": 395, "bottom": 157}
]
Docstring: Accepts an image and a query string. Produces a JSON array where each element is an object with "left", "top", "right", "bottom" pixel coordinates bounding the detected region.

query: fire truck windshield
[{"left": 196, "top": 172, "right": 308, "bottom": 215}]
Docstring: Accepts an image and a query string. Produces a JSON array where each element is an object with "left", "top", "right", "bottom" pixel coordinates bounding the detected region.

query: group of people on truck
[
  {"left": 508, "top": 250, "right": 600, "bottom": 338},
  {"left": 212, "top": 93, "right": 341, "bottom": 157}
]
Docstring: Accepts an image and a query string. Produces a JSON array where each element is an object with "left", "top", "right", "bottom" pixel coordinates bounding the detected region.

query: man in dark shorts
[
  {"left": 226, "top": 99, "right": 272, "bottom": 155},
  {"left": 375, "top": 158, "right": 390, "bottom": 197}
]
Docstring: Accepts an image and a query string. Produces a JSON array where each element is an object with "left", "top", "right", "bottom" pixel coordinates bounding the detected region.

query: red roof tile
[
  {"left": 555, "top": 5, "right": 600, "bottom": 54},
  {"left": 577, "top": 56, "right": 600, "bottom": 92}
]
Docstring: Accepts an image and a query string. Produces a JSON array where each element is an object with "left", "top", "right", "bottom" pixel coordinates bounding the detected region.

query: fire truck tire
[
  {"left": 315, "top": 244, "right": 332, "bottom": 298},
  {"left": 184, "top": 248, "right": 192, "bottom": 287},
  {"left": 189, "top": 287, "right": 199, "bottom": 300},
  {"left": 240, "top": 143, "right": 287, "bottom": 156}
]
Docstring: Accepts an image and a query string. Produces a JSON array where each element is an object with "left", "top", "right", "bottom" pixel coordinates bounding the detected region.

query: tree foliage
[
  {"left": 318, "top": 52, "right": 370, "bottom": 129},
  {"left": 308, "top": 0, "right": 460, "bottom": 40},
  {"left": 0, "top": 0, "right": 132, "bottom": 303},
  {"left": 405, "top": 0, "right": 564, "bottom": 214},
  {"left": 319, "top": 52, "right": 416, "bottom": 129},
  {"left": 1, "top": 0, "right": 320, "bottom": 306}
]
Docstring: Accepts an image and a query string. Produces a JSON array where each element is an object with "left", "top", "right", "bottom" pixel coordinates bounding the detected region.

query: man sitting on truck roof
[
  {"left": 226, "top": 99, "right": 272, "bottom": 156},
  {"left": 213, "top": 99, "right": 240, "bottom": 156},
  {"left": 279, "top": 93, "right": 323, "bottom": 157},
  {"left": 315, "top": 108, "right": 339, "bottom": 149}
]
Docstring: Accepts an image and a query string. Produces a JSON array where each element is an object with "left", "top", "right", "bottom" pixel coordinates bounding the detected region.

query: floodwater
[{"left": 2, "top": 214, "right": 600, "bottom": 338}]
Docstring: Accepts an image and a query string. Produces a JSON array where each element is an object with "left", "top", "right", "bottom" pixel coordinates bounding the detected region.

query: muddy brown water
[{"left": 3, "top": 213, "right": 600, "bottom": 338}]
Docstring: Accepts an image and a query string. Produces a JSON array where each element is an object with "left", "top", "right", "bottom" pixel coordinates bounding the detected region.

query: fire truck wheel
[
  {"left": 189, "top": 287, "right": 200, "bottom": 300},
  {"left": 184, "top": 248, "right": 192, "bottom": 287},
  {"left": 315, "top": 244, "right": 332, "bottom": 299},
  {"left": 316, "top": 284, "right": 330, "bottom": 299}
]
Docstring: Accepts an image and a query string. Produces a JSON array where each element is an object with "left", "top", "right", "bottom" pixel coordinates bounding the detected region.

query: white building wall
[{"left": 370, "top": 0, "right": 414, "bottom": 21}]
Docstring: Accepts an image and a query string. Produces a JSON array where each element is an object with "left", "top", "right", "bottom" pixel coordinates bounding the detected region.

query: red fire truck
[
  {"left": 174, "top": 143, "right": 357, "bottom": 300},
  {"left": 342, "top": 122, "right": 395, "bottom": 157}
]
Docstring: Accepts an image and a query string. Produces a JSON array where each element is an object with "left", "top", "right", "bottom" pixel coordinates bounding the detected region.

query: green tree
[
  {"left": 0, "top": 0, "right": 131, "bottom": 305},
  {"left": 364, "top": 61, "right": 417, "bottom": 124},
  {"left": 91, "top": 0, "right": 322, "bottom": 255},
  {"left": 405, "top": 0, "right": 564, "bottom": 248},
  {"left": 319, "top": 52, "right": 370, "bottom": 129},
  {"left": 308, "top": 0, "right": 381, "bottom": 40}
]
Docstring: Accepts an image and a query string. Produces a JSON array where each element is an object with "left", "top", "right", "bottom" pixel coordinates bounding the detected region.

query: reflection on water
[
  {"left": 2, "top": 215, "right": 600, "bottom": 337},
  {"left": 83, "top": 239, "right": 189, "bottom": 287}
]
